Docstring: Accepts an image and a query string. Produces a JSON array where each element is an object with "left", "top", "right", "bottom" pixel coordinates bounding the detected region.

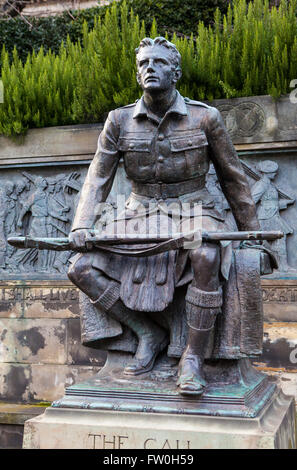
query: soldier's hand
[
  {"left": 68, "top": 229, "right": 95, "bottom": 251},
  {"left": 240, "top": 240, "right": 263, "bottom": 249}
]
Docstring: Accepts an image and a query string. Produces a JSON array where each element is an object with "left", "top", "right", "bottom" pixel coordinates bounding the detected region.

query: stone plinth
[
  {"left": 22, "top": 387, "right": 296, "bottom": 449},
  {"left": 0, "top": 280, "right": 105, "bottom": 403}
]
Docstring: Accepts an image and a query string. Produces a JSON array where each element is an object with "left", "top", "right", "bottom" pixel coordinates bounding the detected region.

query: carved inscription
[
  {"left": 87, "top": 433, "right": 191, "bottom": 449},
  {"left": 88, "top": 433, "right": 129, "bottom": 449},
  {"left": 0, "top": 287, "right": 78, "bottom": 303},
  {"left": 262, "top": 287, "right": 297, "bottom": 303}
]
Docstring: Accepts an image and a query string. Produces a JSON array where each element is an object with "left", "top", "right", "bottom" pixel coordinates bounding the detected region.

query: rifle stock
[{"left": 8, "top": 230, "right": 283, "bottom": 254}]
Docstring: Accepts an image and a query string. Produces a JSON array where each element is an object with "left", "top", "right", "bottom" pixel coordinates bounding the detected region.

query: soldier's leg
[
  {"left": 68, "top": 254, "right": 167, "bottom": 375},
  {"left": 177, "top": 242, "right": 222, "bottom": 395}
]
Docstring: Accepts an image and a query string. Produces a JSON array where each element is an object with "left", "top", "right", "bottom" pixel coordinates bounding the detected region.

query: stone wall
[
  {"left": 0, "top": 1, "right": 109, "bottom": 17},
  {"left": 0, "top": 281, "right": 106, "bottom": 403},
  {"left": 0, "top": 94, "right": 296, "bottom": 404}
]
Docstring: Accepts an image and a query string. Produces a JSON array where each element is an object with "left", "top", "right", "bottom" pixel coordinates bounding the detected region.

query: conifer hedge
[
  {"left": 0, "top": 0, "right": 227, "bottom": 64},
  {"left": 0, "top": 0, "right": 296, "bottom": 136}
]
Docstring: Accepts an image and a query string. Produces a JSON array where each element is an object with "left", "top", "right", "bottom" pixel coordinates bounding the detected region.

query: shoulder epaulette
[
  {"left": 184, "top": 97, "right": 211, "bottom": 109},
  {"left": 121, "top": 102, "right": 137, "bottom": 109}
]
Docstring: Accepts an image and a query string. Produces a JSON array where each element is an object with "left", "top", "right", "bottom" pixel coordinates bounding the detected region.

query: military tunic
[{"left": 71, "top": 91, "right": 260, "bottom": 312}]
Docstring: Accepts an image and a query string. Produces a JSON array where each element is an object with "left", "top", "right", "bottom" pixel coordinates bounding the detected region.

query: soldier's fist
[{"left": 69, "top": 229, "right": 94, "bottom": 251}]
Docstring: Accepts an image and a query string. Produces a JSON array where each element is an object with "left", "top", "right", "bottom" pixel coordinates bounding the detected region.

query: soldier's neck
[{"left": 143, "top": 88, "right": 177, "bottom": 119}]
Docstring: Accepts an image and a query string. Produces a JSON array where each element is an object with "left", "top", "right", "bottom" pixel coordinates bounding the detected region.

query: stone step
[{"left": 0, "top": 402, "right": 47, "bottom": 449}]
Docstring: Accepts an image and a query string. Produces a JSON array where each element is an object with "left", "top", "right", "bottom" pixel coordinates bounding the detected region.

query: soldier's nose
[{"left": 147, "top": 60, "right": 155, "bottom": 72}]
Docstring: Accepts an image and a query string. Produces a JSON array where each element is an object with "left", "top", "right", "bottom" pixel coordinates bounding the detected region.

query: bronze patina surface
[{"left": 11, "top": 37, "right": 283, "bottom": 416}]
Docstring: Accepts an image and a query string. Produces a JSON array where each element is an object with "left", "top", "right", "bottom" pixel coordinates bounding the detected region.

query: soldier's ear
[
  {"left": 136, "top": 72, "right": 142, "bottom": 86},
  {"left": 173, "top": 69, "right": 182, "bottom": 83}
]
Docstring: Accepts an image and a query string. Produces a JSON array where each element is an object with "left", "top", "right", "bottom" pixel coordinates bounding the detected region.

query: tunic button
[
  {"left": 188, "top": 140, "right": 193, "bottom": 146},
  {"left": 129, "top": 143, "right": 135, "bottom": 149},
  {"left": 158, "top": 156, "right": 164, "bottom": 163},
  {"left": 158, "top": 134, "right": 165, "bottom": 141}
]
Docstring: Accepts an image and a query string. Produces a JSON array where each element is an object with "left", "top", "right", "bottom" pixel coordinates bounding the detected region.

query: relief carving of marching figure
[
  {"left": 251, "top": 160, "right": 295, "bottom": 273},
  {"left": 0, "top": 171, "right": 81, "bottom": 276}
]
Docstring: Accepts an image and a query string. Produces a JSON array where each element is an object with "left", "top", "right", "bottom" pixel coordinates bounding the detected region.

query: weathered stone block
[
  {"left": 262, "top": 279, "right": 297, "bottom": 322},
  {"left": 256, "top": 322, "right": 297, "bottom": 370},
  {"left": 0, "top": 364, "right": 33, "bottom": 402},
  {"left": 0, "top": 363, "right": 103, "bottom": 403},
  {"left": 211, "top": 95, "right": 297, "bottom": 146},
  {"left": 0, "top": 318, "right": 67, "bottom": 364},
  {"left": 0, "top": 123, "right": 103, "bottom": 166},
  {"left": 0, "top": 403, "right": 46, "bottom": 449},
  {"left": 66, "top": 318, "right": 106, "bottom": 366},
  {"left": 0, "top": 282, "right": 80, "bottom": 319},
  {"left": 261, "top": 371, "right": 297, "bottom": 402},
  {"left": 0, "top": 424, "right": 24, "bottom": 449},
  {"left": 30, "top": 364, "right": 102, "bottom": 402}
]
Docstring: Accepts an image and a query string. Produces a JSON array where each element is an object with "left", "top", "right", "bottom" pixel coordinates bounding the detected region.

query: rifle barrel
[{"left": 7, "top": 230, "right": 283, "bottom": 252}]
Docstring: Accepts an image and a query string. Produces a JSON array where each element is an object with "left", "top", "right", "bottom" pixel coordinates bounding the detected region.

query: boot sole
[
  {"left": 178, "top": 386, "right": 205, "bottom": 396},
  {"left": 123, "top": 336, "right": 168, "bottom": 376}
]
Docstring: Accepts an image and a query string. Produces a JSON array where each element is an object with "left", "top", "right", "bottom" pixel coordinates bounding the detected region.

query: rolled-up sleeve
[
  {"left": 72, "top": 110, "right": 120, "bottom": 230},
  {"left": 205, "top": 107, "right": 260, "bottom": 231}
]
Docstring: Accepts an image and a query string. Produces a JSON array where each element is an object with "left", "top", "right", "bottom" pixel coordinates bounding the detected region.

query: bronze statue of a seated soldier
[{"left": 68, "top": 37, "right": 264, "bottom": 396}]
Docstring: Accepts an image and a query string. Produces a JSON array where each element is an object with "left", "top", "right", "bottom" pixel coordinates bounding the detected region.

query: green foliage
[
  {"left": 0, "top": 0, "right": 296, "bottom": 136},
  {"left": 0, "top": 42, "right": 75, "bottom": 135},
  {"left": 0, "top": 5, "right": 111, "bottom": 65},
  {"left": 71, "top": 2, "right": 145, "bottom": 123},
  {"left": 0, "top": 0, "right": 228, "bottom": 65},
  {"left": 124, "top": 0, "right": 229, "bottom": 36},
  {"left": 172, "top": 0, "right": 297, "bottom": 100}
]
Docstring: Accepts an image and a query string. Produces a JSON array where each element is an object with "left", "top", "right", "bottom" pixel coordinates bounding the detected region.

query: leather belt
[{"left": 131, "top": 176, "right": 205, "bottom": 199}]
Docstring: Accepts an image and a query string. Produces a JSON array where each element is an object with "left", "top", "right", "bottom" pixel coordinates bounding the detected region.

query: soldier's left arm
[
  {"left": 205, "top": 107, "right": 260, "bottom": 232},
  {"left": 71, "top": 110, "right": 121, "bottom": 231}
]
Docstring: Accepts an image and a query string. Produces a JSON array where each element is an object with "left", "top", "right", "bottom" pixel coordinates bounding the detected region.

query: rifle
[{"left": 8, "top": 230, "right": 283, "bottom": 258}]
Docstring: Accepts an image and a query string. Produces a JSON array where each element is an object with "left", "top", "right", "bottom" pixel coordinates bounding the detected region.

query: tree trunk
[{"left": 0, "top": 1, "right": 29, "bottom": 17}]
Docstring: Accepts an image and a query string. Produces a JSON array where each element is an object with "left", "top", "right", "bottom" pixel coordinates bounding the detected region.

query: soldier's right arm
[
  {"left": 70, "top": 110, "right": 121, "bottom": 249},
  {"left": 17, "top": 194, "right": 34, "bottom": 228},
  {"left": 250, "top": 180, "right": 266, "bottom": 205}
]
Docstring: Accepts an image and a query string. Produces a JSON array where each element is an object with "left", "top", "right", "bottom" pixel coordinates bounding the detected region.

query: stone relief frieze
[
  {"left": 206, "top": 159, "right": 296, "bottom": 275},
  {"left": 0, "top": 157, "right": 295, "bottom": 279},
  {"left": 0, "top": 171, "right": 82, "bottom": 277}
]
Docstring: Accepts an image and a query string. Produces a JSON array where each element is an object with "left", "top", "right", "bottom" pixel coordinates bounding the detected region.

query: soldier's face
[
  {"left": 136, "top": 46, "right": 178, "bottom": 92},
  {"left": 267, "top": 172, "right": 276, "bottom": 180},
  {"left": 5, "top": 183, "right": 14, "bottom": 195}
]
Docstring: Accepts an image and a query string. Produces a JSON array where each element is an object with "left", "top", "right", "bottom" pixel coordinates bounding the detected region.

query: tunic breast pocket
[
  {"left": 118, "top": 137, "right": 152, "bottom": 180},
  {"left": 169, "top": 132, "right": 209, "bottom": 178}
]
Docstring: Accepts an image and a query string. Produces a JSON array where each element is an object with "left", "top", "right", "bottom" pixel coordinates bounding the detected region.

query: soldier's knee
[
  {"left": 190, "top": 244, "right": 220, "bottom": 272},
  {"left": 67, "top": 254, "right": 93, "bottom": 286}
]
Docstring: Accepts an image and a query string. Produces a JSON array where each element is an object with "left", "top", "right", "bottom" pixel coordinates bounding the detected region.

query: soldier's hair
[
  {"left": 35, "top": 176, "right": 47, "bottom": 188},
  {"left": 4, "top": 181, "right": 14, "bottom": 192},
  {"left": 135, "top": 37, "right": 181, "bottom": 71}
]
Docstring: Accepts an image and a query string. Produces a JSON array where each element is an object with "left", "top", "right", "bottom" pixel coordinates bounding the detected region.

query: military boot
[
  {"left": 177, "top": 285, "right": 222, "bottom": 395},
  {"left": 91, "top": 283, "right": 168, "bottom": 376}
]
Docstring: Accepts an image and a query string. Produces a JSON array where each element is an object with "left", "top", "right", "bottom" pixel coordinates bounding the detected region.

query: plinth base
[
  {"left": 51, "top": 356, "right": 277, "bottom": 418},
  {"left": 23, "top": 387, "right": 296, "bottom": 449}
]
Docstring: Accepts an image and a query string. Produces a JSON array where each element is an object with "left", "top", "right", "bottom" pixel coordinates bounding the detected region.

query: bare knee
[
  {"left": 190, "top": 243, "right": 219, "bottom": 270},
  {"left": 190, "top": 243, "right": 220, "bottom": 290}
]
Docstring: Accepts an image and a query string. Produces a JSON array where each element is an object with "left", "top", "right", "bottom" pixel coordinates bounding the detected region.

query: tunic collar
[{"left": 133, "top": 91, "right": 188, "bottom": 119}]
